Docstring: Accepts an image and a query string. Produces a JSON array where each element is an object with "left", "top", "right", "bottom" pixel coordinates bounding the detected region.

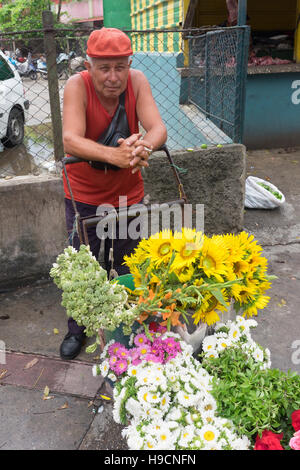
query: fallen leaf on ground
[
  {"left": 42, "top": 385, "right": 54, "bottom": 400},
  {"left": 24, "top": 358, "right": 39, "bottom": 370},
  {"left": 53, "top": 328, "right": 59, "bottom": 334},
  {"left": 0, "top": 370, "right": 8, "bottom": 379},
  {"left": 58, "top": 402, "right": 68, "bottom": 410}
]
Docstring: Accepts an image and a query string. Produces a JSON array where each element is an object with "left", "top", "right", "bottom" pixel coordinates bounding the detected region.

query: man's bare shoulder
[
  {"left": 130, "top": 68, "right": 148, "bottom": 84},
  {"left": 64, "top": 72, "right": 85, "bottom": 91},
  {"left": 130, "top": 68, "right": 151, "bottom": 98}
]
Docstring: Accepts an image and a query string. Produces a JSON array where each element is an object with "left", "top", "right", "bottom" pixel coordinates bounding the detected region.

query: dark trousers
[{"left": 65, "top": 198, "right": 141, "bottom": 334}]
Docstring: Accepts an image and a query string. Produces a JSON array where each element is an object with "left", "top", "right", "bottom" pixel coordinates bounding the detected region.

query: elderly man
[{"left": 60, "top": 27, "right": 167, "bottom": 360}]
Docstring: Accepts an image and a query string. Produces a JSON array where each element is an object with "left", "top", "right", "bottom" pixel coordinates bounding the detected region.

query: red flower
[
  {"left": 291, "top": 410, "right": 300, "bottom": 432},
  {"left": 254, "top": 430, "right": 284, "bottom": 450},
  {"left": 149, "top": 322, "right": 159, "bottom": 332}
]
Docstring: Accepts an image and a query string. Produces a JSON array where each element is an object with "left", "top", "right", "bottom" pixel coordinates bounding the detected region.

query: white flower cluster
[
  {"left": 107, "top": 334, "right": 250, "bottom": 450},
  {"left": 50, "top": 245, "right": 138, "bottom": 337},
  {"left": 201, "top": 316, "right": 271, "bottom": 370}
]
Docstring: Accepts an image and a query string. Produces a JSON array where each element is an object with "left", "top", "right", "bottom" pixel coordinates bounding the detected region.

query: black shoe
[{"left": 60, "top": 332, "right": 86, "bottom": 360}]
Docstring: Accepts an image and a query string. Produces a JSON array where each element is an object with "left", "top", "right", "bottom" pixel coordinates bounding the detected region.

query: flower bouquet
[
  {"left": 50, "top": 229, "right": 273, "bottom": 353},
  {"left": 93, "top": 317, "right": 300, "bottom": 450},
  {"left": 93, "top": 321, "right": 251, "bottom": 450}
]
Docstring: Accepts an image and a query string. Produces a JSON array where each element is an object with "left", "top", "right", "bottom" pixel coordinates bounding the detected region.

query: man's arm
[
  {"left": 130, "top": 69, "right": 167, "bottom": 166},
  {"left": 62, "top": 74, "right": 146, "bottom": 169}
]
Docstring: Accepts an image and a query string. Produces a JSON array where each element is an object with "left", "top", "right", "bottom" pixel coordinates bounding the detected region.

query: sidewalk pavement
[{"left": 0, "top": 147, "right": 299, "bottom": 450}]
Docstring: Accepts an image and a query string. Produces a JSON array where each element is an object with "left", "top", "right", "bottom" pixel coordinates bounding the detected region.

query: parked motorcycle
[
  {"left": 13, "top": 52, "right": 37, "bottom": 80},
  {"left": 37, "top": 52, "right": 75, "bottom": 80}
]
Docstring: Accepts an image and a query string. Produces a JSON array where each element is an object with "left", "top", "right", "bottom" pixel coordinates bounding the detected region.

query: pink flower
[
  {"left": 134, "top": 333, "right": 150, "bottom": 347},
  {"left": 109, "top": 355, "right": 118, "bottom": 369},
  {"left": 289, "top": 430, "right": 300, "bottom": 450},
  {"left": 116, "top": 346, "right": 129, "bottom": 360},
  {"left": 144, "top": 353, "right": 162, "bottom": 363},
  {"left": 129, "top": 347, "right": 143, "bottom": 365},
  {"left": 114, "top": 359, "right": 128, "bottom": 376},
  {"left": 136, "top": 344, "right": 151, "bottom": 357},
  {"left": 108, "top": 342, "right": 124, "bottom": 356}
]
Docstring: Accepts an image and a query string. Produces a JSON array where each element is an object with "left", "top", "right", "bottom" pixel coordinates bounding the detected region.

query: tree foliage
[{"left": 0, "top": 0, "right": 67, "bottom": 34}]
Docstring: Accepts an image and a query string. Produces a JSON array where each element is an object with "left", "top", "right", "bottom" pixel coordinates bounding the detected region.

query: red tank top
[{"left": 63, "top": 70, "right": 144, "bottom": 207}]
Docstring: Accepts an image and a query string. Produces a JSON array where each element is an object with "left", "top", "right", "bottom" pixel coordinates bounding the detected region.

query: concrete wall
[
  {"left": 0, "top": 144, "right": 246, "bottom": 286},
  {"left": 0, "top": 175, "right": 67, "bottom": 287}
]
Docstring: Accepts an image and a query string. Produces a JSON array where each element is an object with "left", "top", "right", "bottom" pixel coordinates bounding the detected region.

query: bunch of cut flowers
[
  {"left": 50, "top": 245, "right": 138, "bottom": 352},
  {"left": 123, "top": 228, "right": 274, "bottom": 330},
  {"left": 93, "top": 322, "right": 251, "bottom": 450}
]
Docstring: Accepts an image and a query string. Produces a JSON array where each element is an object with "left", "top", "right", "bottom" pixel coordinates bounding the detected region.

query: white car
[{"left": 0, "top": 50, "right": 29, "bottom": 147}]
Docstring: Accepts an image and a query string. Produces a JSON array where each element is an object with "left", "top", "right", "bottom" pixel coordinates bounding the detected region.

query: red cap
[{"left": 86, "top": 27, "right": 133, "bottom": 58}]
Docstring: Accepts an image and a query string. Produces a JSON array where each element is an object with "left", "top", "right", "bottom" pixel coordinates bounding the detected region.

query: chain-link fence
[{"left": 0, "top": 16, "right": 250, "bottom": 178}]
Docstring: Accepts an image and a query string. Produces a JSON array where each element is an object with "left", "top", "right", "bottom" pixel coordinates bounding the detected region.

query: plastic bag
[{"left": 245, "top": 176, "right": 285, "bottom": 209}]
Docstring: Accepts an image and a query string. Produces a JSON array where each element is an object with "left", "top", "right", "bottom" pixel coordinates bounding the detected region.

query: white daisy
[
  {"left": 177, "top": 390, "right": 198, "bottom": 407},
  {"left": 216, "top": 338, "right": 232, "bottom": 352},
  {"left": 198, "top": 424, "right": 220, "bottom": 447},
  {"left": 200, "top": 397, "right": 217, "bottom": 413},
  {"left": 252, "top": 347, "right": 264, "bottom": 362},
  {"left": 99, "top": 359, "right": 109, "bottom": 377},
  {"left": 167, "top": 407, "right": 182, "bottom": 421},
  {"left": 178, "top": 425, "right": 196, "bottom": 447},
  {"left": 228, "top": 325, "right": 241, "bottom": 342},
  {"left": 143, "top": 436, "right": 157, "bottom": 450}
]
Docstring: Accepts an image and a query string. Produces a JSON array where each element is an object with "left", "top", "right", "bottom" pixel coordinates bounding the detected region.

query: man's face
[{"left": 85, "top": 56, "right": 131, "bottom": 99}]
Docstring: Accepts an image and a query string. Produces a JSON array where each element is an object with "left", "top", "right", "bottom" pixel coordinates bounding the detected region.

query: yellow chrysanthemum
[{"left": 198, "top": 236, "right": 229, "bottom": 281}]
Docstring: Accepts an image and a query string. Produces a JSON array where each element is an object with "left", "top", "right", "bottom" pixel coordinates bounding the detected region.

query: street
[{"left": 0, "top": 77, "right": 66, "bottom": 178}]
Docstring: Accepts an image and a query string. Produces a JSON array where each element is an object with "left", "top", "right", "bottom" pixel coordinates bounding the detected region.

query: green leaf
[
  {"left": 210, "top": 288, "right": 228, "bottom": 308},
  {"left": 85, "top": 342, "right": 98, "bottom": 354}
]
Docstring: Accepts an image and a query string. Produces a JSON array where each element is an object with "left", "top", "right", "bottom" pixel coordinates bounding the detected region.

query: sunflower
[
  {"left": 172, "top": 264, "right": 195, "bottom": 283},
  {"left": 146, "top": 229, "right": 175, "bottom": 266},
  {"left": 197, "top": 236, "right": 229, "bottom": 282},
  {"left": 220, "top": 233, "right": 246, "bottom": 264},
  {"left": 192, "top": 291, "right": 229, "bottom": 326},
  {"left": 172, "top": 230, "right": 203, "bottom": 269},
  {"left": 237, "top": 231, "right": 263, "bottom": 257},
  {"left": 123, "top": 240, "right": 149, "bottom": 269},
  {"left": 129, "top": 265, "right": 142, "bottom": 288},
  {"left": 242, "top": 293, "right": 270, "bottom": 317},
  {"left": 231, "top": 282, "right": 258, "bottom": 305}
]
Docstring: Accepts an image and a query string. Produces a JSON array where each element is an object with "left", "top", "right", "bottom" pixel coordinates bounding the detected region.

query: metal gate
[{"left": 187, "top": 25, "right": 251, "bottom": 143}]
